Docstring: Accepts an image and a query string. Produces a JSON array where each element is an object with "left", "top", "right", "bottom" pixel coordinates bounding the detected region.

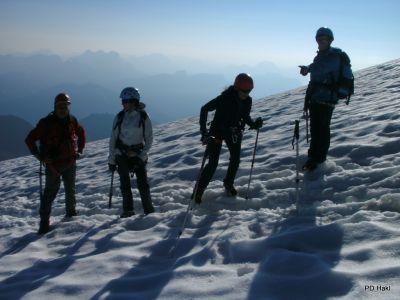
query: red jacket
[{"left": 25, "top": 113, "right": 85, "bottom": 167}]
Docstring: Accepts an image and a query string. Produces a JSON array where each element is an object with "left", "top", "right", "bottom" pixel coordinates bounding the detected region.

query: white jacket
[{"left": 108, "top": 108, "right": 153, "bottom": 165}]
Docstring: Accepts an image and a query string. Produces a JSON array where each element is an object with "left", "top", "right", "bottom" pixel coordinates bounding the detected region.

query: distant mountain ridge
[
  {"left": 0, "top": 51, "right": 302, "bottom": 126},
  {"left": 80, "top": 113, "right": 116, "bottom": 142},
  {"left": 0, "top": 115, "right": 33, "bottom": 161}
]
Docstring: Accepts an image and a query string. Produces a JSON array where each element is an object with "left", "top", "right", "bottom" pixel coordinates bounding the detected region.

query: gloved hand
[
  {"left": 34, "top": 153, "right": 52, "bottom": 164},
  {"left": 200, "top": 130, "right": 209, "bottom": 145},
  {"left": 249, "top": 117, "right": 263, "bottom": 130},
  {"left": 34, "top": 153, "right": 42, "bottom": 162},
  {"left": 299, "top": 65, "right": 309, "bottom": 76},
  {"left": 108, "top": 163, "right": 117, "bottom": 172}
]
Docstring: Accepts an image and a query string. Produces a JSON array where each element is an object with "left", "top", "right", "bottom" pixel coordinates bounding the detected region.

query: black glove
[
  {"left": 31, "top": 149, "right": 42, "bottom": 161},
  {"left": 34, "top": 153, "right": 53, "bottom": 164},
  {"left": 299, "top": 65, "right": 309, "bottom": 76},
  {"left": 34, "top": 153, "right": 43, "bottom": 162},
  {"left": 108, "top": 163, "right": 117, "bottom": 172},
  {"left": 200, "top": 130, "right": 209, "bottom": 145},
  {"left": 249, "top": 117, "right": 263, "bottom": 130}
]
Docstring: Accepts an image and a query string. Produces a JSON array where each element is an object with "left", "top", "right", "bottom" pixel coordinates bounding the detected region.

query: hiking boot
[
  {"left": 144, "top": 207, "right": 155, "bottom": 215},
  {"left": 120, "top": 210, "right": 135, "bottom": 218},
  {"left": 38, "top": 220, "right": 50, "bottom": 235},
  {"left": 302, "top": 159, "right": 318, "bottom": 171},
  {"left": 191, "top": 187, "right": 204, "bottom": 204},
  {"left": 224, "top": 183, "right": 238, "bottom": 196},
  {"left": 65, "top": 209, "right": 78, "bottom": 218},
  {"left": 139, "top": 189, "right": 155, "bottom": 215}
]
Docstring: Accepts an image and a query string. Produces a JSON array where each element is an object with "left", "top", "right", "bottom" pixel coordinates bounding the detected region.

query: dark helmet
[
  {"left": 316, "top": 27, "right": 334, "bottom": 41},
  {"left": 54, "top": 93, "right": 71, "bottom": 106},
  {"left": 234, "top": 73, "right": 254, "bottom": 91}
]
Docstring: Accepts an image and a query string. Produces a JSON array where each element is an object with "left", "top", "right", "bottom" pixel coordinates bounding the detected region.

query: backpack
[
  {"left": 336, "top": 51, "right": 354, "bottom": 105},
  {"left": 113, "top": 109, "right": 148, "bottom": 150}
]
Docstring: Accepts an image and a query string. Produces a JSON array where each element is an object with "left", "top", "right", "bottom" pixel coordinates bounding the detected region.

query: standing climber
[
  {"left": 25, "top": 93, "right": 86, "bottom": 234},
  {"left": 194, "top": 73, "right": 263, "bottom": 203},
  {"left": 108, "top": 87, "right": 155, "bottom": 217}
]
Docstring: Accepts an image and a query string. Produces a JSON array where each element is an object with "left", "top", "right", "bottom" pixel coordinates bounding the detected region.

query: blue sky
[{"left": 0, "top": 0, "right": 399, "bottom": 70}]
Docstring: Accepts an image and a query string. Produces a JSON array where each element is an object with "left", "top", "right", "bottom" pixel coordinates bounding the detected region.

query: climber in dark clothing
[
  {"left": 194, "top": 73, "right": 263, "bottom": 204},
  {"left": 300, "top": 27, "right": 353, "bottom": 171},
  {"left": 25, "top": 93, "right": 86, "bottom": 234}
]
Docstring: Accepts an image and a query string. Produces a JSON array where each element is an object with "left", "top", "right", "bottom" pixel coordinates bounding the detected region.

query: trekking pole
[
  {"left": 292, "top": 120, "right": 300, "bottom": 204},
  {"left": 179, "top": 148, "right": 208, "bottom": 236},
  {"left": 169, "top": 146, "right": 208, "bottom": 256},
  {"left": 108, "top": 170, "right": 115, "bottom": 209},
  {"left": 304, "top": 109, "right": 309, "bottom": 143},
  {"left": 246, "top": 128, "right": 260, "bottom": 200},
  {"left": 38, "top": 161, "right": 44, "bottom": 201}
]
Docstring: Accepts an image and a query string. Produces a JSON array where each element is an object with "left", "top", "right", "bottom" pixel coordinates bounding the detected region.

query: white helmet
[{"left": 120, "top": 87, "right": 140, "bottom": 100}]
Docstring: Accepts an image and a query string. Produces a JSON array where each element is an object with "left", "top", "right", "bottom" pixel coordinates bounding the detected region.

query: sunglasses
[
  {"left": 316, "top": 36, "right": 331, "bottom": 42},
  {"left": 55, "top": 104, "right": 69, "bottom": 109},
  {"left": 240, "top": 89, "right": 252, "bottom": 94},
  {"left": 122, "top": 98, "right": 139, "bottom": 104}
]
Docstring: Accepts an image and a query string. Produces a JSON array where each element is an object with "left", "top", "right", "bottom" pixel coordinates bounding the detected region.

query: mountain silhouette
[{"left": 0, "top": 115, "right": 33, "bottom": 161}]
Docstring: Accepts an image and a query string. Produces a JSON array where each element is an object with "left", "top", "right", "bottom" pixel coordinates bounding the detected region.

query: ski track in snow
[{"left": 0, "top": 59, "right": 400, "bottom": 299}]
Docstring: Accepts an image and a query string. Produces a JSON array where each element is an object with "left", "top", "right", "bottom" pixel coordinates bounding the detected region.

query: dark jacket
[
  {"left": 25, "top": 113, "right": 85, "bottom": 167},
  {"left": 307, "top": 47, "right": 351, "bottom": 106},
  {"left": 200, "top": 86, "right": 253, "bottom": 138}
]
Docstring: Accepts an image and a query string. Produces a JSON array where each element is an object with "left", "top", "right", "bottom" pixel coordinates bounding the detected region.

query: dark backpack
[{"left": 336, "top": 51, "right": 354, "bottom": 105}]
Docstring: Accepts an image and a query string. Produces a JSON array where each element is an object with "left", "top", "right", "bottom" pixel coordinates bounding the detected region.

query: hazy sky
[{"left": 0, "top": 0, "right": 399, "bottom": 70}]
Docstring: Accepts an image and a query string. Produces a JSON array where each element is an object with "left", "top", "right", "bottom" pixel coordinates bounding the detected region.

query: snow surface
[{"left": 1, "top": 59, "right": 400, "bottom": 300}]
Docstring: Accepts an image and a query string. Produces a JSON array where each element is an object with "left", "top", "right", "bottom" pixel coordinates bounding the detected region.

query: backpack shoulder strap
[
  {"left": 114, "top": 110, "right": 125, "bottom": 131},
  {"left": 139, "top": 110, "right": 148, "bottom": 137},
  {"left": 139, "top": 110, "right": 148, "bottom": 123},
  {"left": 113, "top": 110, "right": 125, "bottom": 149},
  {"left": 114, "top": 109, "right": 148, "bottom": 142},
  {"left": 69, "top": 114, "right": 79, "bottom": 129},
  {"left": 43, "top": 112, "right": 54, "bottom": 122},
  {"left": 41, "top": 112, "right": 55, "bottom": 137},
  {"left": 339, "top": 51, "right": 351, "bottom": 66}
]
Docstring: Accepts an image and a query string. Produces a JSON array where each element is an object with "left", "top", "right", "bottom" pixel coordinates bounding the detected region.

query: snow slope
[{"left": 0, "top": 59, "right": 400, "bottom": 300}]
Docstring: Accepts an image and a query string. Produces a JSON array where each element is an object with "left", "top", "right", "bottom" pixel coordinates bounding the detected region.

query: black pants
[
  {"left": 116, "top": 155, "right": 154, "bottom": 214},
  {"left": 197, "top": 133, "right": 242, "bottom": 191},
  {"left": 308, "top": 102, "right": 335, "bottom": 163},
  {"left": 40, "top": 163, "right": 76, "bottom": 222}
]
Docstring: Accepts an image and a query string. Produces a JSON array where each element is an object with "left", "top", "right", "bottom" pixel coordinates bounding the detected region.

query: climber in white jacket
[{"left": 108, "top": 87, "right": 154, "bottom": 217}]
